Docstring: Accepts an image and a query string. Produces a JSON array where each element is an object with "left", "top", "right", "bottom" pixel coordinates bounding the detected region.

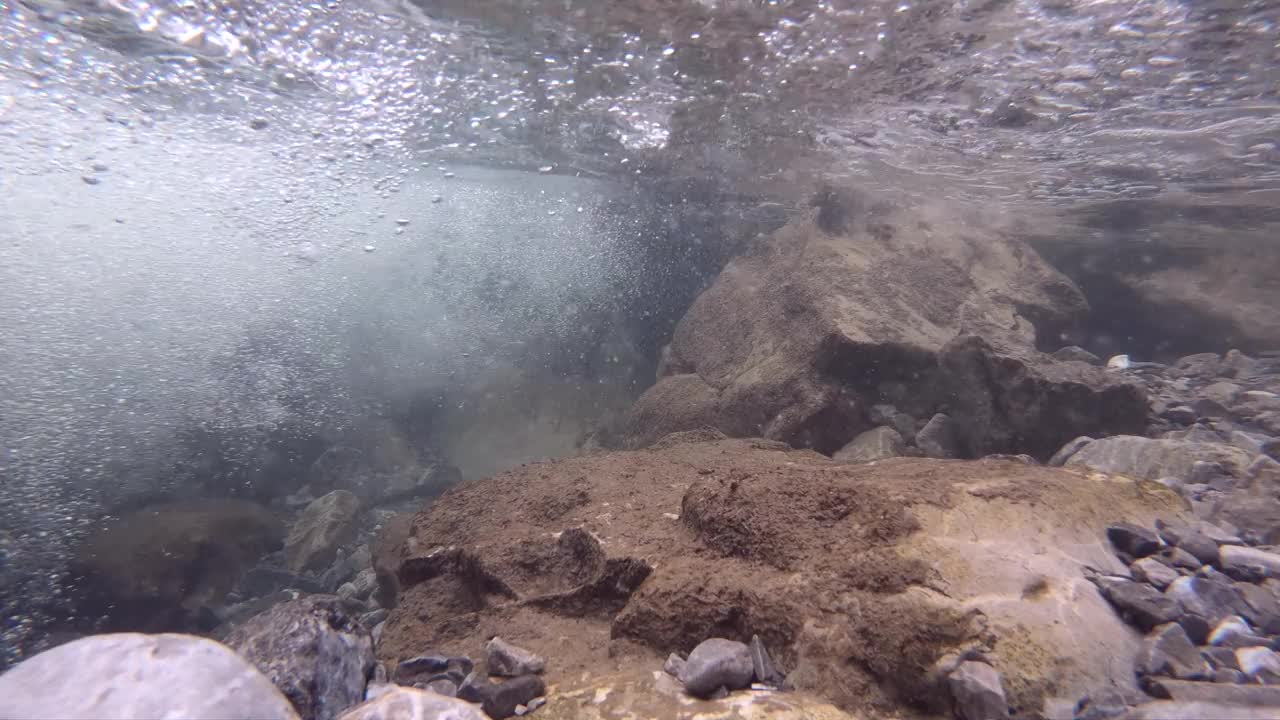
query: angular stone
[
  {"left": 486, "top": 637, "right": 546, "bottom": 677},
  {"left": 1053, "top": 346, "right": 1102, "bottom": 364},
  {"left": 0, "top": 633, "right": 298, "bottom": 720},
  {"left": 1143, "top": 678, "right": 1280, "bottom": 706},
  {"left": 749, "top": 634, "right": 785, "bottom": 686},
  {"left": 1132, "top": 558, "right": 1180, "bottom": 589},
  {"left": 458, "top": 674, "right": 546, "bottom": 720},
  {"left": 948, "top": 661, "right": 1009, "bottom": 720},
  {"left": 678, "top": 638, "right": 754, "bottom": 698},
  {"left": 1165, "top": 575, "right": 1248, "bottom": 627},
  {"left": 1135, "top": 624, "right": 1212, "bottom": 681},
  {"left": 1237, "top": 582, "right": 1280, "bottom": 635},
  {"left": 1202, "top": 646, "right": 1240, "bottom": 670},
  {"left": 1208, "top": 616, "right": 1270, "bottom": 649},
  {"left": 832, "top": 426, "right": 905, "bottom": 463},
  {"left": 1154, "top": 546, "right": 1201, "bottom": 571},
  {"left": 1162, "top": 406, "right": 1198, "bottom": 425},
  {"left": 1160, "top": 528, "right": 1220, "bottom": 566},
  {"left": 1049, "top": 436, "right": 1094, "bottom": 467},
  {"left": 1066, "top": 437, "right": 1255, "bottom": 484},
  {"left": 286, "top": 490, "right": 361, "bottom": 574},
  {"left": 1236, "top": 647, "right": 1280, "bottom": 684},
  {"left": 336, "top": 686, "right": 486, "bottom": 720},
  {"left": 226, "top": 595, "right": 375, "bottom": 720},
  {"left": 1095, "top": 577, "right": 1183, "bottom": 631},
  {"left": 1120, "top": 700, "right": 1280, "bottom": 719},
  {"left": 1073, "top": 687, "right": 1138, "bottom": 720},
  {"left": 1108, "top": 522, "right": 1162, "bottom": 559},
  {"left": 663, "top": 653, "right": 686, "bottom": 677},
  {"left": 1212, "top": 668, "right": 1246, "bottom": 684},
  {"left": 395, "top": 655, "right": 472, "bottom": 686},
  {"left": 916, "top": 413, "right": 961, "bottom": 459},
  {"left": 1220, "top": 545, "right": 1280, "bottom": 581}
]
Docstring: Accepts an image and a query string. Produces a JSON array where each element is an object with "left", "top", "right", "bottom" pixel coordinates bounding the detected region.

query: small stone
[
  {"left": 458, "top": 674, "right": 546, "bottom": 720},
  {"left": 833, "top": 426, "right": 905, "bottom": 463},
  {"left": 1220, "top": 545, "right": 1280, "bottom": 581},
  {"left": 1053, "top": 346, "right": 1102, "bottom": 364},
  {"left": 1156, "top": 525, "right": 1220, "bottom": 566},
  {"left": 749, "top": 634, "right": 785, "bottom": 686},
  {"left": 1143, "top": 678, "right": 1280, "bottom": 706},
  {"left": 285, "top": 490, "right": 360, "bottom": 573},
  {"left": 486, "top": 637, "right": 545, "bottom": 677},
  {"left": 1094, "top": 577, "right": 1183, "bottom": 631},
  {"left": 443, "top": 171, "right": 456, "bottom": 178},
  {"left": 81, "top": 174, "right": 100, "bottom": 185},
  {"left": 1132, "top": 558, "right": 1179, "bottom": 589},
  {"left": 948, "top": 661, "right": 1009, "bottom": 720},
  {"left": 1072, "top": 687, "right": 1136, "bottom": 720},
  {"left": 1237, "top": 582, "right": 1280, "bottom": 634},
  {"left": 1208, "top": 616, "right": 1270, "bottom": 649},
  {"left": 250, "top": 118, "right": 270, "bottom": 130},
  {"left": 422, "top": 677, "right": 458, "bottom": 697},
  {"left": 1135, "top": 623, "right": 1212, "bottom": 681},
  {"left": 1165, "top": 575, "right": 1248, "bottom": 628},
  {"left": 1049, "top": 436, "right": 1094, "bottom": 467},
  {"left": 1154, "top": 546, "right": 1202, "bottom": 571},
  {"left": 1202, "top": 646, "right": 1240, "bottom": 670},
  {"left": 1122, "top": 700, "right": 1280, "bottom": 719},
  {"left": 678, "top": 638, "right": 754, "bottom": 698},
  {"left": 1108, "top": 522, "right": 1162, "bottom": 558},
  {"left": 395, "top": 218, "right": 410, "bottom": 226},
  {"left": 916, "top": 413, "right": 961, "bottom": 459},
  {"left": 1212, "top": 668, "right": 1246, "bottom": 684},
  {"left": 431, "top": 195, "right": 443, "bottom": 203},
  {"left": 1236, "top": 646, "right": 1280, "bottom": 683},
  {"left": 663, "top": 653, "right": 686, "bottom": 677},
  {"left": 363, "top": 245, "right": 376, "bottom": 253},
  {"left": 1107, "top": 354, "right": 1131, "bottom": 370},
  {"left": 1162, "top": 406, "right": 1198, "bottom": 425},
  {"left": 336, "top": 686, "right": 486, "bottom": 720},
  {"left": 359, "top": 608, "right": 389, "bottom": 629},
  {"left": 1177, "top": 614, "right": 1212, "bottom": 646}
]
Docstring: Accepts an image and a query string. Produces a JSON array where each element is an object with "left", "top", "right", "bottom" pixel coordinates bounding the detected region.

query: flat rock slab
[{"left": 0, "top": 633, "right": 298, "bottom": 720}]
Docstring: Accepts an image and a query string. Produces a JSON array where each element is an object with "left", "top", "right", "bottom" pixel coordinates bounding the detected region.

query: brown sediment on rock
[{"left": 378, "top": 435, "right": 1185, "bottom": 718}]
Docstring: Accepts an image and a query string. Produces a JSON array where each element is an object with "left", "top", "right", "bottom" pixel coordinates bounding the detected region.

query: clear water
[{"left": 2, "top": 0, "right": 1278, "bottom": 667}]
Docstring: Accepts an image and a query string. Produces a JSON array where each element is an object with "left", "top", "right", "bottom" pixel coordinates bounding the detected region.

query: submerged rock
[
  {"left": 0, "top": 633, "right": 298, "bottom": 719},
  {"left": 286, "top": 490, "right": 361, "bottom": 574},
  {"left": 379, "top": 438, "right": 1183, "bottom": 717},
  {"left": 485, "top": 636, "right": 545, "bottom": 677},
  {"left": 948, "top": 661, "right": 1009, "bottom": 720},
  {"left": 458, "top": 673, "right": 546, "bottom": 720},
  {"left": 1134, "top": 623, "right": 1211, "bottom": 681},
  {"left": 1065, "top": 437, "right": 1254, "bottom": 484},
  {"left": 916, "top": 413, "right": 960, "bottom": 459},
  {"left": 832, "top": 426, "right": 904, "bottom": 463},
  {"left": 678, "top": 638, "right": 754, "bottom": 698},
  {"left": 336, "top": 686, "right": 485, "bottom": 720},
  {"left": 612, "top": 208, "right": 1092, "bottom": 455},
  {"left": 69, "top": 499, "right": 283, "bottom": 632},
  {"left": 226, "top": 595, "right": 375, "bottom": 720}
]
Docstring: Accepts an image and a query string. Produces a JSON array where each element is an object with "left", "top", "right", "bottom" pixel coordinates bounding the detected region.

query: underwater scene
[{"left": 2, "top": 0, "right": 1280, "bottom": 718}]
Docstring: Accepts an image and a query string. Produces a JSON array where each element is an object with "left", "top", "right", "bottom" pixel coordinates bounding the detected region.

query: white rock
[
  {"left": 1107, "top": 354, "right": 1131, "bottom": 370},
  {"left": 0, "top": 633, "right": 298, "bottom": 720},
  {"left": 1235, "top": 646, "right": 1280, "bottom": 682},
  {"left": 337, "top": 686, "right": 486, "bottom": 720}
]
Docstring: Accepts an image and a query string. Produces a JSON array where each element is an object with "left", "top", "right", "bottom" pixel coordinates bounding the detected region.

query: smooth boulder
[
  {"left": 485, "top": 636, "right": 545, "bottom": 677},
  {"left": 0, "top": 633, "right": 298, "bottom": 720},
  {"left": 678, "top": 638, "right": 755, "bottom": 698},
  {"left": 832, "top": 426, "right": 905, "bottom": 463},
  {"left": 226, "top": 595, "right": 375, "bottom": 720}
]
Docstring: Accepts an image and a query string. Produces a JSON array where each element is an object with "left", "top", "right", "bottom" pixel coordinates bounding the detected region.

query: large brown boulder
[
  {"left": 612, "top": 204, "right": 1141, "bottom": 457},
  {"left": 376, "top": 435, "right": 1184, "bottom": 718},
  {"left": 70, "top": 500, "right": 284, "bottom": 632}
]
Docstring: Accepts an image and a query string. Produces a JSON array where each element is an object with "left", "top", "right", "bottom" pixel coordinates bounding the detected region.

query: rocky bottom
[{"left": 3, "top": 351, "right": 1280, "bottom": 720}]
